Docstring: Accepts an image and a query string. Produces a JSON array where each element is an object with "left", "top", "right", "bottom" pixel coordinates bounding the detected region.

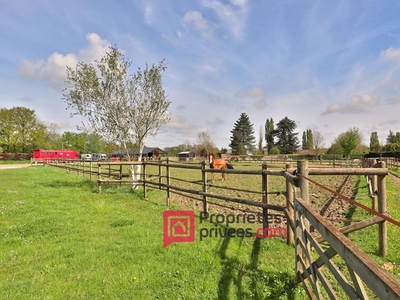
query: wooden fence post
[
  {"left": 286, "top": 163, "right": 294, "bottom": 245},
  {"left": 371, "top": 159, "right": 378, "bottom": 210},
  {"left": 262, "top": 163, "right": 269, "bottom": 229},
  {"left": 201, "top": 160, "right": 208, "bottom": 214},
  {"left": 298, "top": 160, "right": 309, "bottom": 203},
  {"left": 377, "top": 161, "right": 387, "bottom": 256},
  {"left": 98, "top": 163, "right": 102, "bottom": 194},
  {"left": 89, "top": 161, "right": 92, "bottom": 181},
  {"left": 296, "top": 160, "right": 310, "bottom": 281},
  {"left": 166, "top": 158, "right": 170, "bottom": 206},
  {"left": 158, "top": 159, "right": 162, "bottom": 190}
]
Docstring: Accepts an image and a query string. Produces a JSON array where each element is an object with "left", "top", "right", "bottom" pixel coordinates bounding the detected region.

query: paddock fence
[{"left": 45, "top": 158, "right": 400, "bottom": 299}]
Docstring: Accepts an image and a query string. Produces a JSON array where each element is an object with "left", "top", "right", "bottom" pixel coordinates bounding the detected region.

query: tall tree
[
  {"left": 302, "top": 131, "right": 307, "bottom": 150},
  {"left": 384, "top": 130, "right": 400, "bottom": 151},
  {"left": 0, "top": 107, "right": 47, "bottom": 153},
  {"left": 43, "top": 122, "right": 62, "bottom": 149},
  {"left": 306, "top": 129, "right": 314, "bottom": 150},
  {"left": 369, "top": 132, "right": 380, "bottom": 152},
  {"left": 229, "top": 113, "right": 256, "bottom": 155},
  {"left": 386, "top": 130, "right": 400, "bottom": 144},
  {"left": 196, "top": 130, "right": 215, "bottom": 156},
  {"left": 258, "top": 125, "right": 264, "bottom": 153},
  {"left": 302, "top": 129, "right": 314, "bottom": 150},
  {"left": 387, "top": 130, "right": 395, "bottom": 144},
  {"left": 274, "top": 117, "right": 299, "bottom": 154},
  {"left": 312, "top": 131, "right": 325, "bottom": 155},
  {"left": 264, "top": 118, "right": 274, "bottom": 152},
  {"left": 63, "top": 46, "right": 170, "bottom": 187},
  {"left": 336, "top": 127, "right": 363, "bottom": 157}
]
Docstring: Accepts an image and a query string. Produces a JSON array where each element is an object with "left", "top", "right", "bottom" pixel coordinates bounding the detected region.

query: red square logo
[{"left": 163, "top": 211, "right": 195, "bottom": 247}]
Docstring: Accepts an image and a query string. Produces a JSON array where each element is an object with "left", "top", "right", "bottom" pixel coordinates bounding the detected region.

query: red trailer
[{"left": 32, "top": 149, "right": 80, "bottom": 163}]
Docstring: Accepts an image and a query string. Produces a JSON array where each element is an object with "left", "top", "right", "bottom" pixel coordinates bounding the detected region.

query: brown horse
[{"left": 209, "top": 153, "right": 234, "bottom": 182}]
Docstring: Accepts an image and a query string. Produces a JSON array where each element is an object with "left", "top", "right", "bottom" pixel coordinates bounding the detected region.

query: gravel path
[{"left": 0, "top": 164, "right": 31, "bottom": 170}]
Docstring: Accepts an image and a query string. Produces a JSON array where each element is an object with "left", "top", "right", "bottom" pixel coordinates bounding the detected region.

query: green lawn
[
  {"left": 348, "top": 174, "right": 400, "bottom": 276},
  {"left": 2, "top": 164, "right": 400, "bottom": 299},
  {"left": 0, "top": 166, "right": 306, "bottom": 299}
]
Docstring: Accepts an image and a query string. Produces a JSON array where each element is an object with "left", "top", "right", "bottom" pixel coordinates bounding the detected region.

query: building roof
[
  {"left": 111, "top": 147, "right": 165, "bottom": 156},
  {"left": 178, "top": 151, "right": 195, "bottom": 155}
]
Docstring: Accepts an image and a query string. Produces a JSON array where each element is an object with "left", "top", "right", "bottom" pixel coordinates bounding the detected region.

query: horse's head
[{"left": 209, "top": 153, "right": 214, "bottom": 164}]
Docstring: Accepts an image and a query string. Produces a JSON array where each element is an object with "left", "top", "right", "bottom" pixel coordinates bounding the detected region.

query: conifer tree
[
  {"left": 306, "top": 129, "right": 314, "bottom": 149},
  {"left": 264, "top": 118, "right": 275, "bottom": 152},
  {"left": 229, "top": 113, "right": 256, "bottom": 155},
  {"left": 274, "top": 117, "right": 299, "bottom": 154}
]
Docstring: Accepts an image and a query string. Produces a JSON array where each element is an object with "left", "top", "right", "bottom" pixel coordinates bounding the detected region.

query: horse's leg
[
  {"left": 222, "top": 166, "right": 226, "bottom": 181},
  {"left": 211, "top": 171, "right": 215, "bottom": 183},
  {"left": 221, "top": 162, "right": 226, "bottom": 181}
]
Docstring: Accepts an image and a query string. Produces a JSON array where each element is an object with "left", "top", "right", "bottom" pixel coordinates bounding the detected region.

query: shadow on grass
[
  {"left": 345, "top": 175, "right": 365, "bottom": 226},
  {"left": 42, "top": 178, "right": 97, "bottom": 191},
  {"left": 216, "top": 235, "right": 299, "bottom": 300}
]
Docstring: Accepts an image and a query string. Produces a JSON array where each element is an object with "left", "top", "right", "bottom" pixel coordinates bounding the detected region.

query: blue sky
[{"left": 1, "top": 0, "right": 400, "bottom": 150}]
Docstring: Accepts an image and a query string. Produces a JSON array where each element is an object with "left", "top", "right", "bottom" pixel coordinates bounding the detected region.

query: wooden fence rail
[{"left": 46, "top": 158, "right": 400, "bottom": 299}]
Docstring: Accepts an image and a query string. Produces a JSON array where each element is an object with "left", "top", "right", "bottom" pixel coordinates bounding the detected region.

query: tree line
[
  {"left": 0, "top": 106, "right": 121, "bottom": 154},
  {"left": 227, "top": 112, "right": 400, "bottom": 157},
  {"left": 2, "top": 107, "right": 400, "bottom": 158}
]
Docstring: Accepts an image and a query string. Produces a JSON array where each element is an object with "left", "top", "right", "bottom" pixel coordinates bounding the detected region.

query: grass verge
[
  {"left": 0, "top": 166, "right": 306, "bottom": 299},
  {"left": 346, "top": 175, "right": 400, "bottom": 279}
]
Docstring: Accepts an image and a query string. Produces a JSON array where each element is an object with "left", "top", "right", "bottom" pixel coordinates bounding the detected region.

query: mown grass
[
  {"left": 347, "top": 174, "right": 400, "bottom": 278},
  {"left": 0, "top": 166, "right": 307, "bottom": 299},
  {"left": 3, "top": 162, "right": 400, "bottom": 299},
  {"left": 389, "top": 166, "right": 400, "bottom": 178}
]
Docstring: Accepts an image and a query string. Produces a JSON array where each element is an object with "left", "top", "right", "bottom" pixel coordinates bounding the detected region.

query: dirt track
[{"left": 0, "top": 164, "right": 31, "bottom": 170}]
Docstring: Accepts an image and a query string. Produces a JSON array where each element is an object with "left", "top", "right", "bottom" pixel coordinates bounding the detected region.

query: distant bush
[
  {"left": 0, "top": 152, "right": 31, "bottom": 161},
  {"left": 269, "top": 147, "right": 280, "bottom": 155}
]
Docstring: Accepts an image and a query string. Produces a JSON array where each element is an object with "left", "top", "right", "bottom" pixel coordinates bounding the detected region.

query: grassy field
[
  {"left": 349, "top": 174, "right": 400, "bottom": 270},
  {"left": 0, "top": 166, "right": 307, "bottom": 299},
  {"left": 390, "top": 166, "right": 400, "bottom": 178},
  {"left": 2, "top": 163, "right": 400, "bottom": 299}
]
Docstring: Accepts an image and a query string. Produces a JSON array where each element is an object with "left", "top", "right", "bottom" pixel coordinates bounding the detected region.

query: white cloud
[
  {"left": 183, "top": 10, "right": 212, "bottom": 39},
  {"left": 321, "top": 94, "right": 379, "bottom": 115},
  {"left": 380, "top": 47, "right": 400, "bottom": 61},
  {"left": 77, "top": 33, "right": 111, "bottom": 62},
  {"left": 387, "top": 95, "right": 400, "bottom": 105},
  {"left": 207, "top": 117, "right": 225, "bottom": 127},
  {"left": 19, "top": 96, "right": 34, "bottom": 102},
  {"left": 184, "top": 10, "right": 208, "bottom": 30},
  {"left": 163, "top": 114, "right": 198, "bottom": 132},
  {"left": 253, "top": 98, "right": 267, "bottom": 110},
  {"left": 201, "top": 0, "right": 248, "bottom": 40},
  {"left": 234, "top": 87, "right": 265, "bottom": 98},
  {"left": 144, "top": 3, "right": 153, "bottom": 25},
  {"left": 230, "top": 0, "right": 247, "bottom": 6},
  {"left": 18, "top": 33, "right": 110, "bottom": 88}
]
